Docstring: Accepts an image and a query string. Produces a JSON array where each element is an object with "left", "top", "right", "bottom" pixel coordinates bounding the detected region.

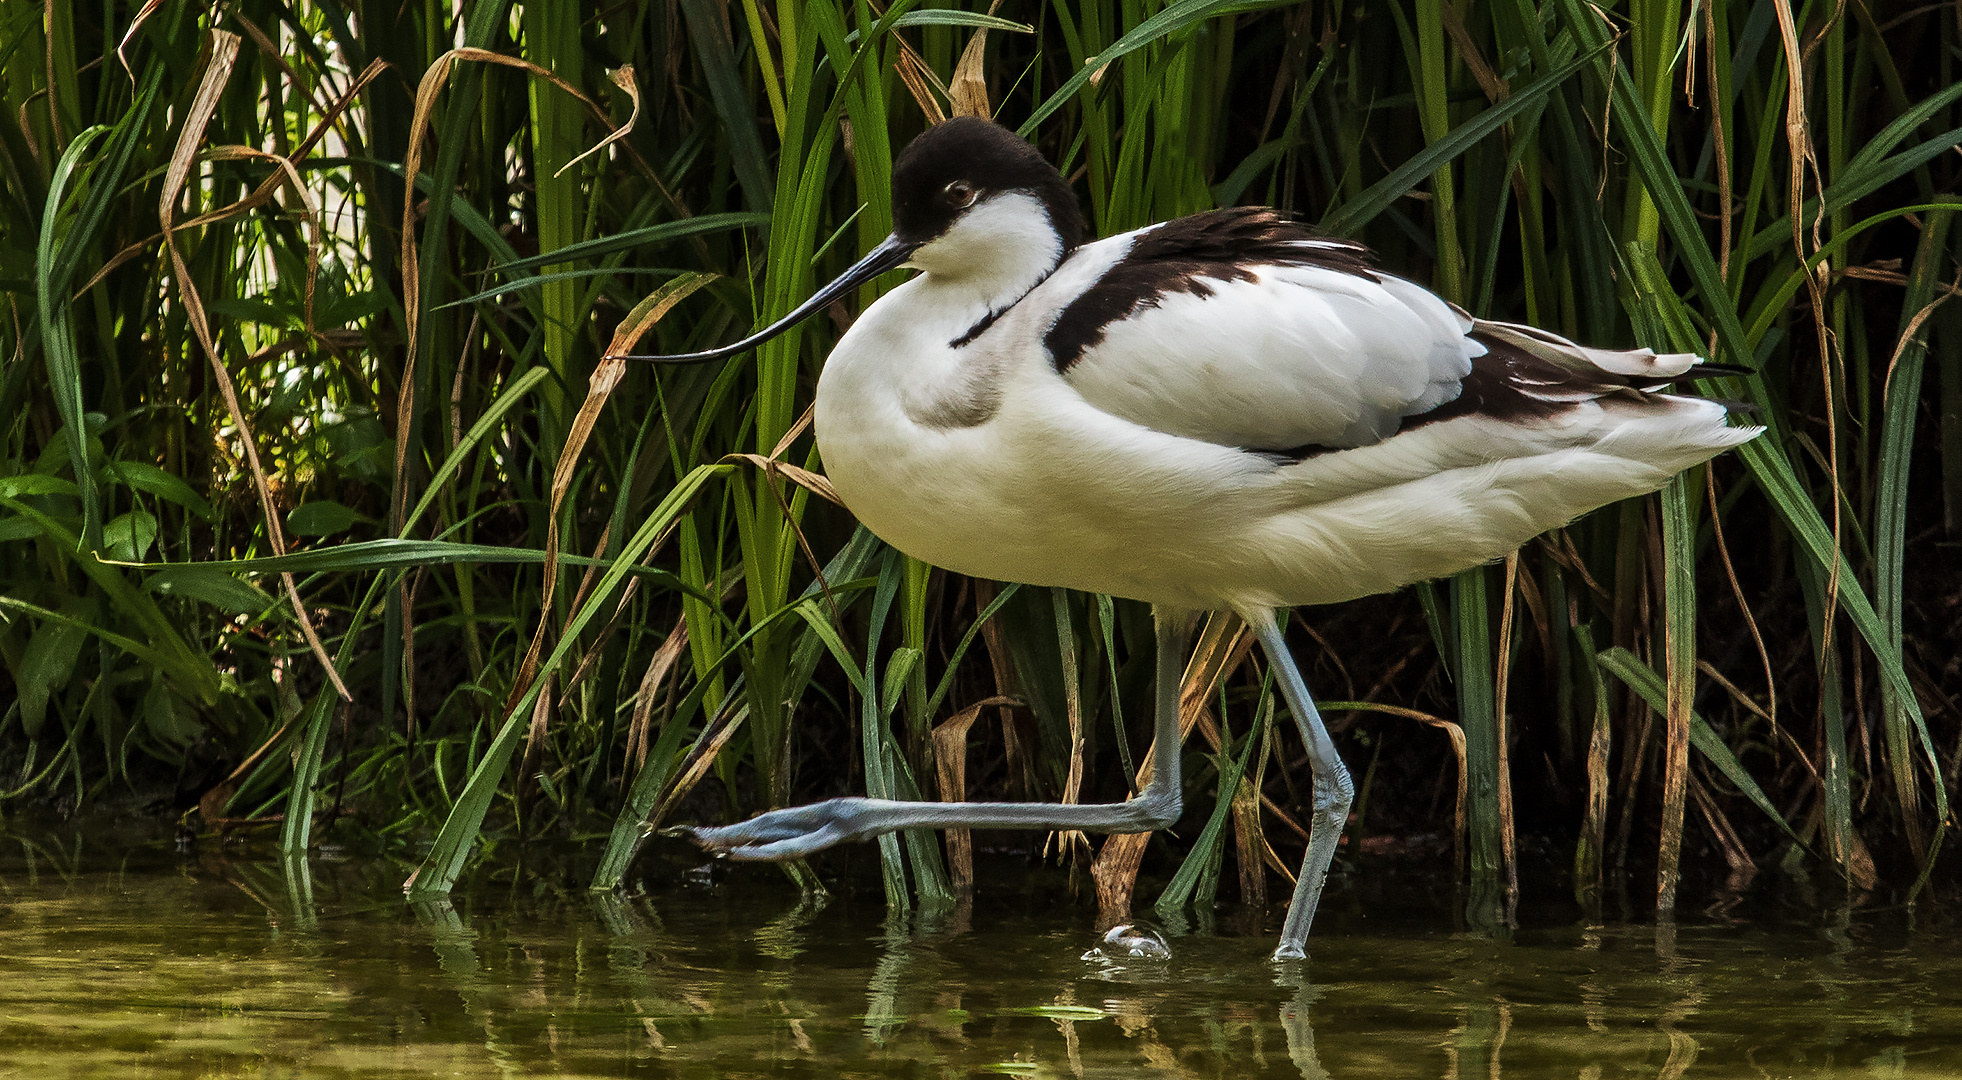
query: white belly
[{"left": 817, "top": 401, "right": 1244, "bottom": 608}]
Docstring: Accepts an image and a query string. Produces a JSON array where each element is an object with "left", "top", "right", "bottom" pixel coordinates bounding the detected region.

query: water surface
[{"left": 1, "top": 829, "right": 1957, "bottom": 1077}]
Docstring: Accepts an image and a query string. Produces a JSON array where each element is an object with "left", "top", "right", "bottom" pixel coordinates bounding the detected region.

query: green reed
[{"left": 1, "top": 0, "right": 1956, "bottom": 919}]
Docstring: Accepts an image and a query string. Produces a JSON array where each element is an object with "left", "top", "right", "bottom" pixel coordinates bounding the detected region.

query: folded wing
[
  {"left": 1049, "top": 208, "right": 1716, "bottom": 455},
  {"left": 1051, "top": 209, "right": 1477, "bottom": 452}
]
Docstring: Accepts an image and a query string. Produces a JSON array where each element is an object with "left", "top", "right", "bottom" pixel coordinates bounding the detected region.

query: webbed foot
[{"left": 664, "top": 797, "right": 877, "bottom": 861}]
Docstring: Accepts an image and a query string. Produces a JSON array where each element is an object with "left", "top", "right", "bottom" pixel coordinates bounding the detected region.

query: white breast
[{"left": 815, "top": 274, "right": 1269, "bottom": 606}]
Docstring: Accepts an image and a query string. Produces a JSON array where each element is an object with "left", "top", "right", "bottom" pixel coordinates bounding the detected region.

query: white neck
[{"left": 905, "top": 191, "right": 1065, "bottom": 311}]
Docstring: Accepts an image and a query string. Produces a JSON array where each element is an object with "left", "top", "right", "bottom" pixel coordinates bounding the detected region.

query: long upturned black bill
[{"left": 606, "top": 233, "right": 918, "bottom": 363}]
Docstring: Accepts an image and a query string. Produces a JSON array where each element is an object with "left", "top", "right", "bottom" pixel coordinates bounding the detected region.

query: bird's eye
[{"left": 944, "top": 180, "right": 976, "bottom": 208}]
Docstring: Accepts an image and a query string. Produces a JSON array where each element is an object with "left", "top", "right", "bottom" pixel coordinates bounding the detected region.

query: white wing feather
[
  {"left": 1057, "top": 258, "right": 1477, "bottom": 450},
  {"left": 1474, "top": 319, "right": 1702, "bottom": 380}
]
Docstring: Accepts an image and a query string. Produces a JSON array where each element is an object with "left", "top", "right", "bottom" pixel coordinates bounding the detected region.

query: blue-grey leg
[
  {"left": 668, "top": 606, "right": 1193, "bottom": 861},
  {"left": 1252, "top": 611, "right": 1354, "bottom": 961}
]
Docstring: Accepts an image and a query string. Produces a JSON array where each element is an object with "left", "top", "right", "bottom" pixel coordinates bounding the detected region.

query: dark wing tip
[
  {"left": 1626, "top": 360, "right": 1755, "bottom": 391},
  {"left": 1684, "top": 361, "right": 1755, "bottom": 378}
]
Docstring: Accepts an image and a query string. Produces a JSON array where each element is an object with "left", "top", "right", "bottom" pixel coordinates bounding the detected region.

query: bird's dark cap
[{"left": 890, "top": 117, "right": 1086, "bottom": 250}]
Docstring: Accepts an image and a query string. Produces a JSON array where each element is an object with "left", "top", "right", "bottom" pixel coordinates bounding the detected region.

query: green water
[{"left": 2, "top": 833, "right": 1958, "bottom": 1078}]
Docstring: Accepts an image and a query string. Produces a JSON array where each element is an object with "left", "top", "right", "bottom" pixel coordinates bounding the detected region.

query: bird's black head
[
  {"left": 890, "top": 117, "right": 1085, "bottom": 250},
  {"left": 606, "top": 118, "right": 1084, "bottom": 365}
]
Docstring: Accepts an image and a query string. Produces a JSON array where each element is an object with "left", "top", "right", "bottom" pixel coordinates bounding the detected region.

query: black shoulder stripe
[
  {"left": 949, "top": 265, "right": 1062, "bottom": 349},
  {"left": 1046, "top": 208, "right": 1379, "bottom": 372},
  {"left": 950, "top": 308, "right": 1006, "bottom": 349}
]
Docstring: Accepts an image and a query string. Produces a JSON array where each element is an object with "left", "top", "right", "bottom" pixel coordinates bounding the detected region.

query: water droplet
[
  {"left": 1103, "top": 923, "right": 1171, "bottom": 959},
  {"left": 1081, "top": 922, "right": 1171, "bottom": 962}
]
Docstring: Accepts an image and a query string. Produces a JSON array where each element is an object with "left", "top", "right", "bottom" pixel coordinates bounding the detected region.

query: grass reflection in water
[{"left": 1, "top": 832, "right": 1958, "bottom": 1079}]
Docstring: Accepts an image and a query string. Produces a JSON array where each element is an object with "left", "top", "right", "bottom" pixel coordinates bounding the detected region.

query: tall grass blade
[
  {"left": 1876, "top": 207, "right": 1955, "bottom": 864},
  {"left": 1156, "top": 675, "right": 1270, "bottom": 918},
  {"left": 1656, "top": 475, "right": 1695, "bottom": 914},
  {"left": 404, "top": 464, "right": 729, "bottom": 898},
  {"left": 1597, "top": 647, "right": 1802, "bottom": 846}
]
